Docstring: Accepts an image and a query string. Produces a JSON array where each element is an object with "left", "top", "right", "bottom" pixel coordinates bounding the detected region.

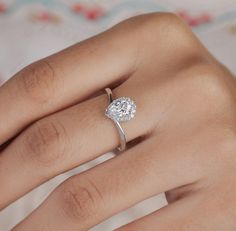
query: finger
[
  {"left": 116, "top": 197, "right": 196, "bottom": 231},
  {"left": 12, "top": 136, "right": 203, "bottom": 231},
  {"left": 0, "top": 12, "right": 207, "bottom": 146},
  {"left": 0, "top": 77, "right": 150, "bottom": 209},
  {"left": 117, "top": 188, "right": 233, "bottom": 231},
  {"left": 0, "top": 56, "right": 174, "bottom": 210},
  {"left": 0, "top": 15, "right": 139, "bottom": 145}
]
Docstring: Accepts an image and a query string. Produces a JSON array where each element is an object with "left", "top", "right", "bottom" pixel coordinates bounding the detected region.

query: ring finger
[{"left": 0, "top": 76, "right": 157, "bottom": 209}]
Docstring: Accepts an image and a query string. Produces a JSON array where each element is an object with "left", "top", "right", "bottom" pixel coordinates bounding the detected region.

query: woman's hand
[{"left": 1, "top": 13, "right": 236, "bottom": 230}]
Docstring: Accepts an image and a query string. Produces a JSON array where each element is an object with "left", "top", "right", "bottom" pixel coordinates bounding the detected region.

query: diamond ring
[{"left": 105, "top": 88, "right": 136, "bottom": 152}]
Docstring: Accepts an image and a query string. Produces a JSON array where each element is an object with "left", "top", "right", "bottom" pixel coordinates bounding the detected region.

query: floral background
[{"left": 0, "top": 0, "right": 236, "bottom": 230}]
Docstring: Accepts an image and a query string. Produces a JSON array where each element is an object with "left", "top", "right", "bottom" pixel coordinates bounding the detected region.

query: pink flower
[
  {"left": 71, "top": 3, "right": 105, "bottom": 21},
  {"left": 176, "top": 10, "right": 212, "bottom": 27},
  {"left": 0, "top": 3, "right": 7, "bottom": 13}
]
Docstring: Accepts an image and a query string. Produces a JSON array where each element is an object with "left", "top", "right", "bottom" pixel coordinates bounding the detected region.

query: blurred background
[{"left": 0, "top": 0, "right": 236, "bottom": 230}]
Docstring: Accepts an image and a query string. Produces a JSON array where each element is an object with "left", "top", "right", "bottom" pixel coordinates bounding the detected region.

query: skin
[{"left": 0, "top": 13, "right": 236, "bottom": 230}]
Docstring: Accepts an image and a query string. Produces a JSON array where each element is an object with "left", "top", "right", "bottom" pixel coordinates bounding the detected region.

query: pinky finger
[{"left": 116, "top": 195, "right": 200, "bottom": 231}]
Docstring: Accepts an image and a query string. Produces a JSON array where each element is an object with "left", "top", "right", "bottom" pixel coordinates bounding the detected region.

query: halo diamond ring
[{"left": 105, "top": 88, "right": 136, "bottom": 152}]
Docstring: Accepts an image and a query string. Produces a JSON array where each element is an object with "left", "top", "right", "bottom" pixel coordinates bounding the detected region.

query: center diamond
[{"left": 105, "top": 97, "right": 136, "bottom": 122}]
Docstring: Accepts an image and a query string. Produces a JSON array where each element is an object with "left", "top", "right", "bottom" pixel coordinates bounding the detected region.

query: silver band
[{"left": 105, "top": 88, "right": 126, "bottom": 152}]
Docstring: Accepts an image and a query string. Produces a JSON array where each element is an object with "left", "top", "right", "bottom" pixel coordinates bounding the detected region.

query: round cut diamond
[{"left": 105, "top": 97, "right": 136, "bottom": 122}]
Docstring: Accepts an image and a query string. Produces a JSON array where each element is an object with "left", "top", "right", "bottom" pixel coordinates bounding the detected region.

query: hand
[{"left": 1, "top": 13, "right": 236, "bottom": 231}]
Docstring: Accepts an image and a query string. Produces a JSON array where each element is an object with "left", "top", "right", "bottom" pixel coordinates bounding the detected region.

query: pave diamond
[{"left": 105, "top": 97, "right": 136, "bottom": 122}]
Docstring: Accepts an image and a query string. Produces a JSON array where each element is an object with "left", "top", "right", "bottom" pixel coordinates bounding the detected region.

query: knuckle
[
  {"left": 212, "top": 130, "right": 236, "bottom": 169},
  {"left": 182, "top": 64, "right": 235, "bottom": 113},
  {"left": 134, "top": 12, "right": 188, "bottom": 39},
  {"left": 148, "top": 12, "right": 184, "bottom": 27},
  {"left": 201, "top": 66, "right": 234, "bottom": 102},
  {"left": 128, "top": 12, "right": 182, "bottom": 29},
  {"left": 124, "top": 13, "right": 200, "bottom": 63},
  {"left": 23, "top": 119, "right": 67, "bottom": 166},
  {"left": 60, "top": 176, "right": 103, "bottom": 222},
  {"left": 19, "top": 60, "right": 57, "bottom": 105}
]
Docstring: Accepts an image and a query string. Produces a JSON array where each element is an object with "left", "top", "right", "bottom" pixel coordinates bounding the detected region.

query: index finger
[{"left": 0, "top": 17, "right": 139, "bottom": 145}]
